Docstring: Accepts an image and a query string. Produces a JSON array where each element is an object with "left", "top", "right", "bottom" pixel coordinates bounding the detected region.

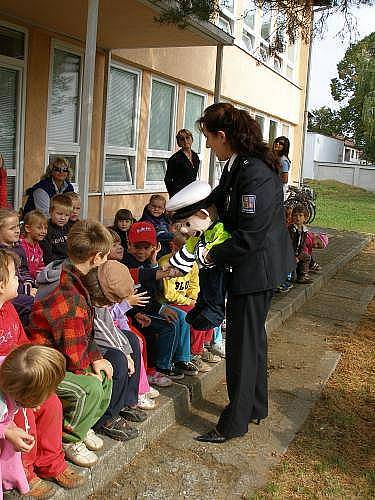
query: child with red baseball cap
[{"left": 123, "top": 222, "right": 198, "bottom": 386}]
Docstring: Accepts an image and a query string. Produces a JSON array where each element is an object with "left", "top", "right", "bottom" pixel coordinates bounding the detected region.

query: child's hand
[
  {"left": 135, "top": 312, "right": 151, "bottom": 328},
  {"left": 30, "top": 287, "right": 37, "bottom": 297},
  {"left": 160, "top": 307, "right": 178, "bottom": 323},
  {"left": 150, "top": 242, "right": 161, "bottom": 265},
  {"left": 126, "top": 355, "right": 135, "bottom": 376},
  {"left": 91, "top": 359, "right": 113, "bottom": 381},
  {"left": 4, "top": 423, "right": 35, "bottom": 453},
  {"left": 127, "top": 290, "right": 150, "bottom": 307}
]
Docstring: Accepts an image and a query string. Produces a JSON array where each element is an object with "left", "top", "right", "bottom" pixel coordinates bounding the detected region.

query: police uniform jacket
[
  {"left": 164, "top": 150, "right": 200, "bottom": 197},
  {"left": 209, "top": 154, "right": 295, "bottom": 295}
]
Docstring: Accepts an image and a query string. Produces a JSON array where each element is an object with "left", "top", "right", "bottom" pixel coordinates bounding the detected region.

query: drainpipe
[
  {"left": 208, "top": 43, "right": 224, "bottom": 187},
  {"left": 99, "top": 49, "right": 111, "bottom": 223},
  {"left": 79, "top": 0, "right": 99, "bottom": 218}
]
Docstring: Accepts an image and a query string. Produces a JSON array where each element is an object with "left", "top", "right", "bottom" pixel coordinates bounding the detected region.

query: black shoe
[
  {"left": 157, "top": 367, "right": 184, "bottom": 380},
  {"left": 195, "top": 429, "right": 227, "bottom": 443},
  {"left": 174, "top": 361, "right": 199, "bottom": 376},
  {"left": 100, "top": 416, "right": 139, "bottom": 441},
  {"left": 120, "top": 406, "right": 147, "bottom": 422}
]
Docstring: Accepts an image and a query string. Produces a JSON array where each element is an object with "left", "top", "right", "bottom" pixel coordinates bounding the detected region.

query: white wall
[
  {"left": 313, "top": 162, "right": 375, "bottom": 191},
  {"left": 303, "top": 132, "right": 345, "bottom": 179}
]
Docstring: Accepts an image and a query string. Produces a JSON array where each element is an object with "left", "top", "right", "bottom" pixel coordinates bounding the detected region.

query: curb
[{"left": 5, "top": 232, "right": 372, "bottom": 499}]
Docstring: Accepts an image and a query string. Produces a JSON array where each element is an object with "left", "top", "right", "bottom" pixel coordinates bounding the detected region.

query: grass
[
  {"left": 250, "top": 293, "right": 375, "bottom": 500},
  {"left": 304, "top": 179, "right": 375, "bottom": 234}
]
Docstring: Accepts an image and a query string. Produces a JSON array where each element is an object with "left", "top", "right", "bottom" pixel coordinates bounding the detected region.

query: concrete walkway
[
  {"left": 89, "top": 235, "right": 374, "bottom": 499},
  {"left": 8, "top": 229, "right": 373, "bottom": 499}
]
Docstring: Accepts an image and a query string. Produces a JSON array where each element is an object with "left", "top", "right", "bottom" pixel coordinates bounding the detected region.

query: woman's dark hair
[
  {"left": 113, "top": 209, "right": 134, "bottom": 227},
  {"left": 273, "top": 136, "right": 290, "bottom": 159},
  {"left": 196, "top": 103, "right": 278, "bottom": 171}
]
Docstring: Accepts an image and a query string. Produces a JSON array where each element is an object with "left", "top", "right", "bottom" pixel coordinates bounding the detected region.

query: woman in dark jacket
[
  {"left": 196, "top": 103, "right": 295, "bottom": 443},
  {"left": 164, "top": 129, "right": 200, "bottom": 197},
  {"left": 23, "top": 157, "right": 74, "bottom": 215}
]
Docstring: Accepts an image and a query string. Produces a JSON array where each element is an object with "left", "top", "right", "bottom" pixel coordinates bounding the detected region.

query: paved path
[{"left": 92, "top": 241, "right": 375, "bottom": 499}]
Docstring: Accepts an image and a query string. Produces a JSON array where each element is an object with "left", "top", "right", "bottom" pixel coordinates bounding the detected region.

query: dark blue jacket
[{"left": 24, "top": 178, "right": 74, "bottom": 214}]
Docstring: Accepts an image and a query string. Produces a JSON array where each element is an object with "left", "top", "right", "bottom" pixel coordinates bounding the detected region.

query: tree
[
  {"left": 331, "top": 32, "right": 375, "bottom": 161},
  {"left": 308, "top": 106, "right": 342, "bottom": 136},
  {"left": 154, "top": 0, "right": 375, "bottom": 47}
]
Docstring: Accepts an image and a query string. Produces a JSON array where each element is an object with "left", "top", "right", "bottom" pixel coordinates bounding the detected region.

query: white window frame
[
  {"left": 145, "top": 75, "right": 178, "bottom": 189},
  {"left": 46, "top": 40, "right": 83, "bottom": 189},
  {"left": 103, "top": 62, "right": 142, "bottom": 192},
  {"left": 254, "top": 112, "right": 267, "bottom": 140},
  {"left": 218, "top": 0, "right": 236, "bottom": 36},
  {"left": 183, "top": 87, "right": 207, "bottom": 157},
  {"left": 0, "top": 21, "right": 27, "bottom": 209}
]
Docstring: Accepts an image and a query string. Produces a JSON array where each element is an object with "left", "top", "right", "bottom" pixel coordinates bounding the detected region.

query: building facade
[{"left": 0, "top": 0, "right": 310, "bottom": 223}]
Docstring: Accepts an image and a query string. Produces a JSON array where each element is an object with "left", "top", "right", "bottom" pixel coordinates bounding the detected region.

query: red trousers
[
  {"left": 13, "top": 394, "right": 67, "bottom": 481},
  {"left": 172, "top": 304, "right": 213, "bottom": 355}
]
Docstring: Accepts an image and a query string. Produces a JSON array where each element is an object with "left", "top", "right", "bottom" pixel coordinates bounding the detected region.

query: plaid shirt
[{"left": 28, "top": 261, "right": 102, "bottom": 374}]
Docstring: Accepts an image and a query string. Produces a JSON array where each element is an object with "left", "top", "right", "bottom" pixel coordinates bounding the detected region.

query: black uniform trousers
[{"left": 216, "top": 289, "right": 273, "bottom": 438}]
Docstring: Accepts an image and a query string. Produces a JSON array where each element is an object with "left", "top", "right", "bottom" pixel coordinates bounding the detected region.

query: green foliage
[
  {"left": 308, "top": 106, "right": 342, "bottom": 136},
  {"left": 330, "top": 32, "right": 375, "bottom": 161}
]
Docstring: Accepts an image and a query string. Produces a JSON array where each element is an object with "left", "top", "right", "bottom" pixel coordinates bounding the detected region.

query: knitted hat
[
  {"left": 97, "top": 261, "right": 134, "bottom": 303},
  {"left": 128, "top": 222, "right": 157, "bottom": 246}
]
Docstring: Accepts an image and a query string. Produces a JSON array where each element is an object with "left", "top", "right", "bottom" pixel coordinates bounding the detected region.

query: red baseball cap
[{"left": 128, "top": 222, "right": 157, "bottom": 246}]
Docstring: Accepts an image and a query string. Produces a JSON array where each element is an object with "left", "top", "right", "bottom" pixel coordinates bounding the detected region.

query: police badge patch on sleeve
[{"left": 242, "top": 194, "right": 256, "bottom": 213}]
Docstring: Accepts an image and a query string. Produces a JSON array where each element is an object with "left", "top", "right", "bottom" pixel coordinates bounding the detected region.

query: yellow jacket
[{"left": 158, "top": 254, "right": 199, "bottom": 306}]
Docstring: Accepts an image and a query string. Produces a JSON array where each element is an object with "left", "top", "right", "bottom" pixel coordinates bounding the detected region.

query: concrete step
[
  {"left": 5, "top": 229, "right": 372, "bottom": 499},
  {"left": 91, "top": 239, "right": 375, "bottom": 499}
]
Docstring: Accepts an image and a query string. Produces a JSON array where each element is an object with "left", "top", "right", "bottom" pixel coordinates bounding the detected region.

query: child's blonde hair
[
  {"left": 64, "top": 192, "right": 80, "bottom": 203},
  {"left": 50, "top": 194, "right": 73, "bottom": 214},
  {"left": 23, "top": 210, "right": 48, "bottom": 227},
  {"left": 0, "top": 345, "right": 66, "bottom": 407},
  {"left": 67, "top": 220, "right": 112, "bottom": 263},
  {"left": 149, "top": 194, "right": 166, "bottom": 207},
  {"left": 0, "top": 208, "right": 19, "bottom": 229},
  {"left": 0, "top": 248, "right": 19, "bottom": 286},
  {"left": 107, "top": 227, "right": 121, "bottom": 244}
]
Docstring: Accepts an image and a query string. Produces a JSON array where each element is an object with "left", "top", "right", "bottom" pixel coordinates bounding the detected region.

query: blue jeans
[
  {"left": 138, "top": 316, "right": 178, "bottom": 370},
  {"left": 168, "top": 306, "right": 192, "bottom": 363}
]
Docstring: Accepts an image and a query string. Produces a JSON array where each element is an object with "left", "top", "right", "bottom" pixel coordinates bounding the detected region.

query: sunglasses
[
  {"left": 53, "top": 167, "right": 69, "bottom": 173},
  {"left": 275, "top": 141, "right": 285, "bottom": 146}
]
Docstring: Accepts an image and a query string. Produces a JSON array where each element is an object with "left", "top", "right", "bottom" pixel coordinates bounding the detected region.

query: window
[
  {"left": 0, "top": 26, "right": 24, "bottom": 60},
  {"left": 218, "top": 0, "right": 236, "bottom": 35},
  {"left": 260, "top": 8, "right": 272, "bottom": 41},
  {"left": 0, "top": 24, "right": 25, "bottom": 208},
  {"left": 268, "top": 120, "right": 278, "bottom": 145},
  {"left": 47, "top": 45, "right": 82, "bottom": 184},
  {"left": 282, "top": 124, "right": 290, "bottom": 138},
  {"left": 184, "top": 90, "right": 205, "bottom": 152},
  {"left": 104, "top": 65, "right": 140, "bottom": 187},
  {"left": 255, "top": 115, "right": 265, "bottom": 136},
  {"left": 344, "top": 148, "right": 350, "bottom": 162},
  {"left": 243, "top": 0, "right": 256, "bottom": 30},
  {"left": 242, "top": 31, "right": 255, "bottom": 52},
  {"left": 274, "top": 55, "right": 282, "bottom": 73},
  {"left": 146, "top": 78, "right": 176, "bottom": 186}
]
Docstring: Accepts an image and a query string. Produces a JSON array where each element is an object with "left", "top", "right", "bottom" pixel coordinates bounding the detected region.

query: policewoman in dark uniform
[{"left": 196, "top": 103, "right": 294, "bottom": 443}]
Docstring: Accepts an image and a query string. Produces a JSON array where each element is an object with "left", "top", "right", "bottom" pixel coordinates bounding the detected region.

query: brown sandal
[
  {"left": 24, "top": 477, "right": 56, "bottom": 498},
  {"left": 54, "top": 465, "right": 85, "bottom": 489}
]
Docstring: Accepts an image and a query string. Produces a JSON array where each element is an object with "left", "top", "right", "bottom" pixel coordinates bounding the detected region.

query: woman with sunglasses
[
  {"left": 273, "top": 136, "right": 291, "bottom": 198},
  {"left": 23, "top": 157, "right": 74, "bottom": 216}
]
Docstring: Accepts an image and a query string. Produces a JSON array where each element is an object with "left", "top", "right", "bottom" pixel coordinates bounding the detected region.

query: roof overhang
[{"left": 0, "top": 0, "right": 234, "bottom": 48}]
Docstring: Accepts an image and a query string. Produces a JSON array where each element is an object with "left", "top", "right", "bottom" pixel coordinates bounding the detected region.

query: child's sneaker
[
  {"left": 201, "top": 348, "right": 221, "bottom": 364},
  {"left": 157, "top": 367, "right": 184, "bottom": 380},
  {"left": 148, "top": 386, "right": 160, "bottom": 399},
  {"left": 174, "top": 361, "right": 199, "bottom": 376},
  {"left": 83, "top": 428, "right": 104, "bottom": 451},
  {"left": 211, "top": 341, "right": 225, "bottom": 358},
  {"left": 138, "top": 393, "right": 156, "bottom": 410},
  {"left": 296, "top": 274, "right": 313, "bottom": 284},
  {"left": 63, "top": 441, "right": 98, "bottom": 467},
  {"left": 54, "top": 466, "right": 85, "bottom": 489},
  {"left": 191, "top": 355, "right": 211, "bottom": 373},
  {"left": 147, "top": 371, "right": 173, "bottom": 387},
  {"left": 27, "top": 477, "right": 56, "bottom": 498},
  {"left": 100, "top": 416, "right": 139, "bottom": 441},
  {"left": 120, "top": 406, "right": 147, "bottom": 422}
]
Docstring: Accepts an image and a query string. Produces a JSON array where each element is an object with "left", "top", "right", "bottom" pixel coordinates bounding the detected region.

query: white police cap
[{"left": 166, "top": 180, "right": 212, "bottom": 212}]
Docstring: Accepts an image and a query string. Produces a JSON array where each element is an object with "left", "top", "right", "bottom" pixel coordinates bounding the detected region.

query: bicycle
[{"left": 284, "top": 182, "right": 317, "bottom": 223}]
